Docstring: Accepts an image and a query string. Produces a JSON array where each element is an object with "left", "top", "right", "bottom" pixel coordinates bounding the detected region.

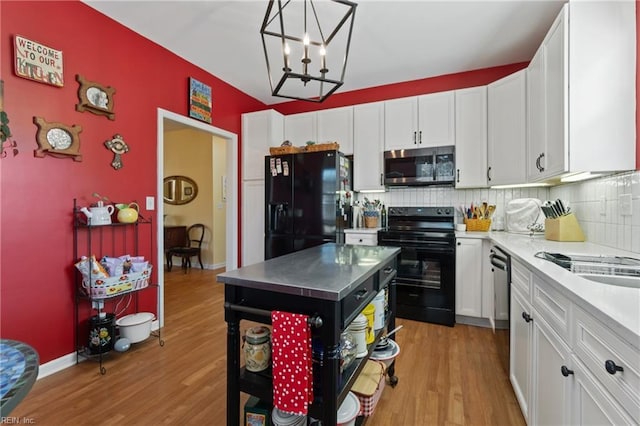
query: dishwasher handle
[{"left": 490, "top": 252, "right": 508, "bottom": 271}]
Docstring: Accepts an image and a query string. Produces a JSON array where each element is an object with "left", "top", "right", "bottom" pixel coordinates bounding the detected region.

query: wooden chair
[{"left": 166, "top": 224, "right": 205, "bottom": 272}]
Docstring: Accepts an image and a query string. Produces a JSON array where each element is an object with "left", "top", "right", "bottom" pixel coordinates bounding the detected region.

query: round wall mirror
[{"left": 163, "top": 175, "right": 198, "bottom": 205}]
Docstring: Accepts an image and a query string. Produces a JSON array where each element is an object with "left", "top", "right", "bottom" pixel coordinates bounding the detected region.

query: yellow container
[{"left": 362, "top": 304, "right": 376, "bottom": 344}]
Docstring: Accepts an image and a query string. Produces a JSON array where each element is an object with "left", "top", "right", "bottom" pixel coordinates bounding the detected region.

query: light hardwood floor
[{"left": 12, "top": 268, "right": 524, "bottom": 425}]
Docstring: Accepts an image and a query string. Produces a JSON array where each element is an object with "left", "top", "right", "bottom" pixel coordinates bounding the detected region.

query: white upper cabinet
[
  {"left": 384, "top": 91, "right": 455, "bottom": 151},
  {"left": 242, "top": 109, "right": 284, "bottom": 181},
  {"left": 384, "top": 96, "right": 418, "bottom": 150},
  {"left": 527, "top": 2, "right": 636, "bottom": 182},
  {"left": 316, "top": 106, "right": 354, "bottom": 155},
  {"left": 454, "top": 86, "right": 487, "bottom": 188},
  {"left": 353, "top": 101, "right": 385, "bottom": 192},
  {"left": 418, "top": 91, "right": 456, "bottom": 148},
  {"left": 488, "top": 70, "right": 527, "bottom": 186},
  {"left": 284, "top": 111, "right": 317, "bottom": 146}
]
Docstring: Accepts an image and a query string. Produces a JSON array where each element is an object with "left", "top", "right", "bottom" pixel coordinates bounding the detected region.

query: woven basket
[
  {"left": 464, "top": 218, "right": 491, "bottom": 232},
  {"left": 364, "top": 216, "right": 378, "bottom": 228},
  {"left": 269, "top": 145, "right": 301, "bottom": 155},
  {"left": 304, "top": 142, "right": 340, "bottom": 152}
]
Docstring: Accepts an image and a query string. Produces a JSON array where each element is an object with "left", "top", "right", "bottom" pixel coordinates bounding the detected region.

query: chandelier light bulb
[
  {"left": 283, "top": 43, "right": 291, "bottom": 71},
  {"left": 320, "top": 44, "right": 327, "bottom": 73}
]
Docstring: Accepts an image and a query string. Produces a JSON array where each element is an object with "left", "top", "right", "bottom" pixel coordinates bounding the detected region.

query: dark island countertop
[{"left": 217, "top": 243, "right": 400, "bottom": 301}]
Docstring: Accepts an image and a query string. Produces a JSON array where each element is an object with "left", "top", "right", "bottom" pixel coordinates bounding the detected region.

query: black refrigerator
[{"left": 265, "top": 150, "right": 351, "bottom": 260}]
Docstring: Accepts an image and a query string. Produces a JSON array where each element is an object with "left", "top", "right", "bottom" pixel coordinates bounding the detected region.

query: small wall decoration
[
  {"left": 14, "top": 35, "right": 64, "bottom": 87},
  {"left": 1, "top": 80, "right": 19, "bottom": 158},
  {"left": 33, "top": 116, "right": 82, "bottom": 161},
  {"left": 104, "top": 134, "right": 128, "bottom": 170},
  {"left": 188, "top": 77, "right": 212, "bottom": 123},
  {"left": 76, "top": 75, "right": 116, "bottom": 120}
]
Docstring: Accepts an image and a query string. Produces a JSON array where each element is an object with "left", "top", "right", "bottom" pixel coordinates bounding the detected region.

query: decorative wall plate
[
  {"left": 75, "top": 75, "right": 115, "bottom": 120},
  {"left": 33, "top": 116, "right": 82, "bottom": 161}
]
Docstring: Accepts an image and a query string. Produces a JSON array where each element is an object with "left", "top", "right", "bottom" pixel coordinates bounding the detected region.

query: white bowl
[
  {"left": 337, "top": 391, "right": 360, "bottom": 426},
  {"left": 456, "top": 223, "right": 467, "bottom": 232},
  {"left": 116, "top": 312, "right": 154, "bottom": 343},
  {"left": 370, "top": 339, "right": 400, "bottom": 369}
]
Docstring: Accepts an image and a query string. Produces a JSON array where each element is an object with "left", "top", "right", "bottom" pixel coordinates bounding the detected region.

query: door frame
[{"left": 156, "top": 108, "right": 238, "bottom": 327}]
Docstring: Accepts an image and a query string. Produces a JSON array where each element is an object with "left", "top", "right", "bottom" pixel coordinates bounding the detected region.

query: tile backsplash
[
  {"left": 550, "top": 170, "right": 640, "bottom": 254},
  {"left": 354, "top": 170, "right": 640, "bottom": 254},
  {"left": 355, "top": 186, "right": 550, "bottom": 228}
]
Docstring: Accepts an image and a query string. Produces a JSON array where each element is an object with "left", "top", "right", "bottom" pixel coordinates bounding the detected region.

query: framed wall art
[
  {"left": 33, "top": 116, "right": 82, "bottom": 161},
  {"left": 76, "top": 75, "right": 116, "bottom": 120},
  {"left": 188, "top": 77, "right": 212, "bottom": 124}
]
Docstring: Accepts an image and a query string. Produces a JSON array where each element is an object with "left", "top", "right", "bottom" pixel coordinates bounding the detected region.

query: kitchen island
[{"left": 217, "top": 243, "right": 400, "bottom": 425}]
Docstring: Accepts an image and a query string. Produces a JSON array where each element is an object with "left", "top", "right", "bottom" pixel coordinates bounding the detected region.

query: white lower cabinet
[
  {"left": 509, "top": 258, "right": 638, "bottom": 425},
  {"left": 455, "top": 238, "right": 483, "bottom": 318},
  {"left": 531, "top": 312, "right": 572, "bottom": 426},
  {"left": 510, "top": 285, "right": 532, "bottom": 423},
  {"left": 344, "top": 229, "right": 378, "bottom": 246}
]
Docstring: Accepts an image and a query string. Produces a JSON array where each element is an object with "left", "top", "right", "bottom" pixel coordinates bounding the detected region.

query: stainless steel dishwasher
[{"left": 490, "top": 245, "right": 510, "bottom": 375}]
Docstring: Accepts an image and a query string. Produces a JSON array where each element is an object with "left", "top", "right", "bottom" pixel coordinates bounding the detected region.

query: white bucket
[
  {"left": 372, "top": 289, "right": 386, "bottom": 330},
  {"left": 116, "top": 312, "right": 154, "bottom": 343},
  {"left": 337, "top": 391, "right": 360, "bottom": 426},
  {"left": 271, "top": 408, "right": 306, "bottom": 426}
]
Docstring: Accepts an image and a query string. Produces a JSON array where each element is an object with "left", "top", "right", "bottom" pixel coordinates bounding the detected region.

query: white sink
[{"left": 578, "top": 273, "right": 640, "bottom": 289}]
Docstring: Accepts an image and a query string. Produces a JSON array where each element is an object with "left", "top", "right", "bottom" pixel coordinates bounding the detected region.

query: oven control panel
[{"left": 387, "top": 206, "right": 454, "bottom": 217}]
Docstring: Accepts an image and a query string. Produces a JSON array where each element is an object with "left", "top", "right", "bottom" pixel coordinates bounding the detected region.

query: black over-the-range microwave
[{"left": 384, "top": 146, "right": 456, "bottom": 186}]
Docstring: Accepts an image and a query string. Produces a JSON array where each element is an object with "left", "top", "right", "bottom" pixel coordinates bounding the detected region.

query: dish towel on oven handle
[{"left": 271, "top": 310, "right": 313, "bottom": 415}]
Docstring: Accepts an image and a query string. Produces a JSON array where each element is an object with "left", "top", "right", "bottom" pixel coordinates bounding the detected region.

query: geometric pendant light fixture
[{"left": 260, "top": 0, "right": 357, "bottom": 102}]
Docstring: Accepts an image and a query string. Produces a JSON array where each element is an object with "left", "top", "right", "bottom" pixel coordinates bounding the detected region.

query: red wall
[
  {"left": 0, "top": 1, "right": 264, "bottom": 363},
  {"left": 1, "top": 1, "right": 637, "bottom": 366},
  {"left": 271, "top": 63, "right": 529, "bottom": 115}
]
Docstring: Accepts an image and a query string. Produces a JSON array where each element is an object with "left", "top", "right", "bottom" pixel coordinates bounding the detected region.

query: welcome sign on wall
[{"left": 14, "top": 35, "right": 64, "bottom": 87}]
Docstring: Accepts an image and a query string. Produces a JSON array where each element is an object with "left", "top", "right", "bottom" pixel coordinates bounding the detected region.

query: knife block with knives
[{"left": 544, "top": 213, "right": 585, "bottom": 242}]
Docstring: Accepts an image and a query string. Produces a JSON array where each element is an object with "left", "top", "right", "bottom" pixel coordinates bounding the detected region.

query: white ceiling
[{"left": 83, "top": 0, "right": 567, "bottom": 106}]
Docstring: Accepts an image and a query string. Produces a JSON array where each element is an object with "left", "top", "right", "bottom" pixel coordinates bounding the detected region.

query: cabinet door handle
[
  {"left": 538, "top": 153, "right": 545, "bottom": 172},
  {"left": 413, "top": 131, "right": 417, "bottom": 144},
  {"left": 487, "top": 166, "right": 492, "bottom": 181},
  {"left": 457, "top": 242, "right": 461, "bottom": 246},
  {"left": 605, "top": 360, "right": 624, "bottom": 375},
  {"left": 535, "top": 154, "right": 541, "bottom": 171},
  {"left": 561, "top": 366, "right": 574, "bottom": 377},
  {"left": 355, "top": 289, "right": 369, "bottom": 300},
  {"left": 522, "top": 312, "right": 533, "bottom": 323},
  {"left": 418, "top": 130, "right": 422, "bottom": 144},
  {"left": 380, "top": 173, "right": 383, "bottom": 186},
  {"left": 456, "top": 169, "right": 460, "bottom": 183}
]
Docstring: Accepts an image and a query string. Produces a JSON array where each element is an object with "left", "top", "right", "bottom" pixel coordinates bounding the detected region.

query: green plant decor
[{"left": 0, "top": 111, "right": 18, "bottom": 158}]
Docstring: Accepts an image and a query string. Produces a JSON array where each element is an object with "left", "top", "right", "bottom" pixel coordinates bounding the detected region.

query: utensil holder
[{"left": 544, "top": 213, "right": 585, "bottom": 242}]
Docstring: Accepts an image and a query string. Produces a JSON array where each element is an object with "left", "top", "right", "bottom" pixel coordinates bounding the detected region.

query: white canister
[
  {"left": 272, "top": 408, "right": 306, "bottom": 426},
  {"left": 372, "top": 289, "right": 386, "bottom": 330},
  {"left": 346, "top": 314, "right": 368, "bottom": 358}
]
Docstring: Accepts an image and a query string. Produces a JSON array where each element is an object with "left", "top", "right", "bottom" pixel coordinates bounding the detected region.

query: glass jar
[
  {"left": 243, "top": 326, "right": 271, "bottom": 372},
  {"left": 340, "top": 331, "right": 357, "bottom": 373}
]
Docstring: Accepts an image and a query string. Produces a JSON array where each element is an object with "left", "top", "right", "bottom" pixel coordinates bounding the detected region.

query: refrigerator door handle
[{"left": 269, "top": 203, "right": 288, "bottom": 232}]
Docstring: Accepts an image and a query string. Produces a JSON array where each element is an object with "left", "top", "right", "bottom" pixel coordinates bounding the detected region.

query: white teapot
[{"left": 81, "top": 201, "right": 114, "bottom": 226}]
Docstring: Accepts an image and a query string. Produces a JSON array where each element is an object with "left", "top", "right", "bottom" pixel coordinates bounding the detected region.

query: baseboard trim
[{"left": 38, "top": 352, "right": 77, "bottom": 380}]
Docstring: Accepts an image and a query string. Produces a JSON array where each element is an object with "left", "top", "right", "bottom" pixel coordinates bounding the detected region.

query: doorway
[{"left": 156, "top": 108, "right": 238, "bottom": 328}]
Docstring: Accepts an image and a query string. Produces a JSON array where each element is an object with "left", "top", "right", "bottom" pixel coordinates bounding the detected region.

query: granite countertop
[
  {"left": 217, "top": 243, "right": 400, "bottom": 301},
  {"left": 462, "top": 231, "right": 640, "bottom": 346}
]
